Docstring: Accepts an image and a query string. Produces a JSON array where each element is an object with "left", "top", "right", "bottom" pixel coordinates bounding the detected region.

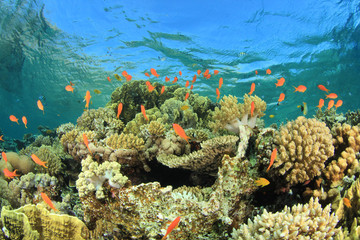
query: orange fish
[
  {"left": 293, "top": 85, "right": 307, "bottom": 92},
  {"left": 192, "top": 75, "right": 197, "bottom": 83},
  {"left": 82, "top": 133, "right": 92, "bottom": 154},
  {"left": 266, "top": 148, "right": 277, "bottom": 172},
  {"left": 190, "top": 85, "right": 194, "bottom": 90},
  {"left": 255, "top": 178, "right": 270, "bottom": 187},
  {"left": 184, "top": 92, "right": 190, "bottom": 101},
  {"left": 31, "top": 154, "right": 48, "bottom": 168},
  {"left": 172, "top": 77, "right": 178, "bottom": 84},
  {"left": 145, "top": 72, "right": 150, "bottom": 77},
  {"left": 150, "top": 68, "right": 159, "bottom": 77},
  {"left": 205, "top": 73, "right": 211, "bottom": 79},
  {"left": 219, "top": 78, "right": 223, "bottom": 89},
  {"left": 126, "top": 75, "right": 132, "bottom": 81},
  {"left": 2, "top": 152, "right": 7, "bottom": 164},
  {"left": 197, "top": 70, "right": 201, "bottom": 75},
  {"left": 204, "top": 69, "right": 209, "bottom": 75},
  {"left": 3, "top": 168, "right": 19, "bottom": 179},
  {"left": 250, "top": 101, "right": 255, "bottom": 117},
  {"left": 343, "top": 197, "right": 352, "bottom": 208},
  {"left": 146, "top": 81, "right": 155, "bottom": 92},
  {"left": 122, "top": 71, "right": 128, "bottom": 77},
  {"left": 65, "top": 85, "right": 74, "bottom": 92},
  {"left": 37, "top": 100, "right": 44, "bottom": 114},
  {"left": 266, "top": 69, "right": 271, "bottom": 74},
  {"left": 317, "top": 84, "right": 329, "bottom": 93},
  {"left": 70, "top": 81, "right": 75, "bottom": 86},
  {"left": 41, "top": 192, "right": 59, "bottom": 212},
  {"left": 84, "top": 90, "right": 91, "bottom": 109},
  {"left": 317, "top": 99, "right": 324, "bottom": 110},
  {"left": 249, "top": 83, "right": 255, "bottom": 95},
  {"left": 165, "top": 76, "right": 170, "bottom": 82},
  {"left": 216, "top": 88, "right": 220, "bottom": 101},
  {"left": 255, "top": 70, "right": 258, "bottom": 75},
  {"left": 326, "top": 93, "right": 338, "bottom": 99},
  {"left": 0, "top": 135, "right": 4, "bottom": 141},
  {"left": 173, "top": 124, "right": 189, "bottom": 144},
  {"left": 328, "top": 100, "right": 334, "bottom": 110},
  {"left": 162, "top": 216, "right": 181, "bottom": 240},
  {"left": 278, "top": 93, "right": 285, "bottom": 104},
  {"left": 179, "top": 71, "right": 182, "bottom": 76},
  {"left": 22, "top": 116, "right": 27, "bottom": 128},
  {"left": 214, "top": 70, "right": 219, "bottom": 75},
  {"left": 275, "top": 77, "right": 285, "bottom": 87},
  {"left": 335, "top": 100, "right": 343, "bottom": 109},
  {"left": 107, "top": 76, "right": 111, "bottom": 82},
  {"left": 141, "top": 105, "right": 148, "bottom": 121},
  {"left": 9, "top": 115, "right": 19, "bottom": 124},
  {"left": 185, "top": 81, "right": 189, "bottom": 88},
  {"left": 160, "top": 86, "right": 165, "bottom": 95},
  {"left": 117, "top": 103, "right": 123, "bottom": 119}
]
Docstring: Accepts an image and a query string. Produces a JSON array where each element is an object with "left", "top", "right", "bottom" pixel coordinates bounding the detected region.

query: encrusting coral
[
  {"left": 231, "top": 197, "right": 340, "bottom": 240},
  {"left": 272, "top": 116, "right": 334, "bottom": 185}
]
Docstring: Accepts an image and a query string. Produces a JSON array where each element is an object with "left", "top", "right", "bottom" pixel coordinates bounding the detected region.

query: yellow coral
[
  {"left": 106, "top": 133, "right": 145, "bottom": 151},
  {"left": 60, "top": 129, "right": 79, "bottom": 146},
  {"left": 210, "top": 95, "right": 241, "bottom": 132},
  {"left": 239, "top": 94, "right": 266, "bottom": 118},
  {"left": 148, "top": 121, "right": 166, "bottom": 136},
  {"left": 273, "top": 116, "right": 334, "bottom": 185}
]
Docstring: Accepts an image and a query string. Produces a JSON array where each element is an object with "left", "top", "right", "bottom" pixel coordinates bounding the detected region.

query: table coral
[
  {"left": 231, "top": 197, "right": 340, "bottom": 240},
  {"left": 272, "top": 116, "right": 334, "bottom": 185}
]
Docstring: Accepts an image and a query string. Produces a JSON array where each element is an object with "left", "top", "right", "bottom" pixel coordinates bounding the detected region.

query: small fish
[
  {"left": 298, "top": 102, "right": 308, "bottom": 115},
  {"left": 94, "top": 89, "right": 102, "bottom": 94},
  {"left": 250, "top": 101, "right": 255, "bottom": 117},
  {"left": 293, "top": 85, "right": 307, "bottom": 92},
  {"left": 22, "top": 116, "right": 28, "bottom": 128},
  {"left": 185, "top": 81, "right": 189, "bottom": 88},
  {"left": 173, "top": 124, "right": 189, "bottom": 144},
  {"left": 255, "top": 70, "right": 258, "bottom": 75},
  {"left": 84, "top": 91, "right": 91, "bottom": 109},
  {"left": 122, "top": 71, "right": 128, "bottom": 77},
  {"left": 181, "top": 105, "right": 189, "bottom": 111},
  {"left": 107, "top": 76, "right": 111, "bottom": 82},
  {"left": 249, "top": 83, "right": 255, "bottom": 95},
  {"left": 117, "top": 103, "right": 123, "bottom": 119},
  {"left": 70, "top": 81, "right": 75, "bottom": 86},
  {"left": 146, "top": 81, "right": 155, "bottom": 92},
  {"left": 126, "top": 75, "right": 132, "bottom": 81},
  {"left": 9, "top": 115, "right": 19, "bottom": 124},
  {"left": 31, "top": 154, "right": 48, "bottom": 168},
  {"left": 37, "top": 100, "right": 44, "bottom": 114},
  {"left": 41, "top": 192, "right": 59, "bottom": 212},
  {"left": 3, "top": 168, "right": 19, "bottom": 179},
  {"left": 141, "top": 105, "right": 148, "bottom": 121},
  {"left": 160, "top": 86, "right": 165, "bottom": 95},
  {"left": 83, "top": 133, "right": 92, "bottom": 154},
  {"left": 190, "top": 85, "right": 194, "bottom": 90},
  {"left": 317, "top": 85, "right": 329, "bottom": 93},
  {"left": 219, "top": 78, "right": 223, "bottom": 89},
  {"left": 184, "top": 92, "right": 190, "bottom": 101},
  {"left": 65, "top": 85, "right": 74, "bottom": 92},
  {"left": 278, "top": 93, "right": 285, "bottom": 104},
  {"left": 343, "top": 197, "right": 352, "bottom": 208},
  {"left": 255, "top": 178, "right": 270, "bottom": 187},
  {"left": 192, "top": 75, "right": 197, "bottom": 83},
  {"left": 197, "top": 70, "right": 201, "bottom": 75},
  {"left": 145, "top": 72, "right": 150, "bottom": 77},
  {"left": 275, "top": 77, "right": 285, "bottom": 87},
  {"left": 114, "top": 74, "right": 122, "bottom": 81},
  {"left": 165, "top": 76, "right": 170, "bottom": 82},
  {"left": 179, "top": 71, "right": 182, "bottom": 76},
  {"left": 269, "top": 114, "right": 275, "bottom": 118},
  {"left": 172, "top": 77, "right": 178, "bottom": 84},
  {"left": 302, "top": 179, "right": 311, "bottom": 186},
  {"left": 205, "top": 73, "right": 211, "bottom": 79},
  {"left": 162, "top": 216, "right": 181, "bottom": 240},
  {"left": 0, "top": 135, "right": 4, "bottom": 141},
  {"left": 266, "top": 69, "right": 271, "bottom": 74},
  {"left": 150, "top": 68, "right": 159, "bottom": 77},
  {"left": 266, "top": 148, "right": 277, "bottom": 172},
  {"left": 216, "top": 88, "right": 220, "bottom": 101},
  {"left": 317, "top": 99, "right": 324, "bottom": 110},
  {"left": 214, "top": 70, "right": 219, "bottom": 75},
  {"left": 335, "top": 100, "right": 343, "bottom": 109},
  {"left": 204, "top": 69, "right": 209, "bottom": 75},
  {"left": 326, "top": 93, "right": 338, "bottom": 99},
  {"left": 328, "top": 100, "right": 334, "bottom": 110},
  {"left": 2, "top": 152, "right": 7, "bottom": 164}
]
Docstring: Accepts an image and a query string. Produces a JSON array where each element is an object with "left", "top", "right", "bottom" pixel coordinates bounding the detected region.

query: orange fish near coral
[
  {"left": 266, "top": 148, "right": 277, "bottom": 172},
  {"left": 184, "top": 92, "right": 190, "bottom": 101},
  {"left": 255, "top": 70, "right": 258, "bottom": 75},
  {"left": 2, "top": 152, "right": 7, "bottom": 164},
  {"left": 22, "top": 116, "right": 27, "bottom": 128},
  {"left": 150, "top": 68, "right": 159, "bottom": 77},
  {"left": 144, "top": 72, "right": 150, "bottom": 77},
  {"left": 266, "top": 69, "right": 271, "bottom": 74},
  {"left": 278, "top": 93, "right": 285, "bottom": 104},
  {"left": 179, "top": 71, "right": 182, "bottom": 76},
  {"left": 107, "top": 76, "right": 111, "bottom": 82},
  {"left": 255, "top": 178, "right": 270, "bottom": 187},
  {"left": 84, "top": 91, "right": 91, "bottom": 109},
  {"left": 141, "top": 105, "right": 148, "bottom": 121},
  {"left": 317, "top": 99, "right": 324, "bottom": 110},
  {"left": 0, "top": 135, "right": 4, "bottom": 141},
  {"left": 65, "top": 85, "right": 74, "bottom": 92},
  {"left": 293, "top": 85, "right": 307, "bottom": 93},
  {"left": 343, "top": 197, "right": 352, "bottom": 208},
  {"left": 192, "top": 75, "right": 197, "bottom": 83},
  {"left": 126, "top": 75, "right": 132, "bottom": 81},
  {"left": 317, "top": 85, "right": 329, "bottom": 93},
  {"left": 214, "top": 70, "right": 219, "bottom": 75},
  {"left": 328, "top": 100, "right": 334, "bottom": 110},
  {"left": 275, "top": 77, "right": 285, "bottom": 87},
  {"left": 326, "top": 93, "right": 338, "bottom": 99},
  {"left": 172, "top": 77, "right": 178, "bottom": 84},
  {"left": 146, "top": 81, "right": 155, "bottom": 92},
  {"left": 162, "top": 216, "right": 181, "bottom": 240},
  {"left": 122, "top": 71, "right": 128, "bottom": 77},
  {"left": 250, "top": 101, "right": 255, "bottom": 117},
  {"left": 41, "top": 192, "right": 59, "bottom": 212},
  {"left": 335, "top": 100, "right": 343, "bottom": 109},
  {"left": 219, "top": 78, "right": 223, "bottom": 89},
  {"left": 197, "top": 70, "right": 201, "bottom": 75},
  {"left": 37, "top": 100, "right": 44, "bottom": 114},
  {"left": 31, "top": 154, "right": 48, "bottom": 168},
  {"left": 3, "top": 168, "right": 19, "bottom": 179},
  {"left": 9, "top": 115, "right": 19, "bottom": 124},
  {"left": 173, "top": 124, "right": 189, "bottom": 144},
  {"left": 216, "top": 88, "right": 220, "bottom": 101},
  {"left": 117, "top": 103, "right": 123, "bottom": 119},
  {"left": 82, "top": 133, "right": 92, "bottom": 154},
  {"left": 190, "top": 85, "right": 194, "bottom": 90},
  {"left": 165, "top": 76, "right": 170, "bottom": 82},
  {"left": 160, "top": 86, "right": 165, "bottom": 95},
  {"left": 249, "top": 83, "right": 255, "bottom": 95},
  {"left": 185, "top": 81, "right": 189, "bottom": 88}
]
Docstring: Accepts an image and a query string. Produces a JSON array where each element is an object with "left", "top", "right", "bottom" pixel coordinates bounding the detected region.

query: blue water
[{"left": 1, "top": 0, "right": 360, "bottom": 139}]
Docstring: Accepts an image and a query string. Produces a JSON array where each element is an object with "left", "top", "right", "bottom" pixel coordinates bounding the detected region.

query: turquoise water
[{"left": 1, "top": 0, "right": 359, "bottom": 139}]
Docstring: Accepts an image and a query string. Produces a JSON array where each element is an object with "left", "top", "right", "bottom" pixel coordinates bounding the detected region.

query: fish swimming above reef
[{"left": 297, "top": 102, "right": 308, "bottom": 115}]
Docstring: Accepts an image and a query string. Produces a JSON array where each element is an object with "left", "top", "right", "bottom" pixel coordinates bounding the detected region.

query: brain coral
[{"left": 272, "top": 116, "right": 334, "bottom": 185}]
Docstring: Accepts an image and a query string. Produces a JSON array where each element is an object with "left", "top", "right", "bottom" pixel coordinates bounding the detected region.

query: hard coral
[{"left": 106, "top": 133, "right": 145, "bottom": 151}]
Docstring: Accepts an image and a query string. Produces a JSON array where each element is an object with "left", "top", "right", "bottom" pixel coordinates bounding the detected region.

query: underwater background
[{"left": 1, "top": 0, "right": 360, "bottom": 239}]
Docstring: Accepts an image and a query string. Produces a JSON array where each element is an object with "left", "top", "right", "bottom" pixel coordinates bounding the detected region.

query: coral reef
[
  {"left": 160, "top": 98, "right": 198, "bottom": 128},
  {"left": 1, "top": 152, "right": 34, "bottom": 175},
  {"left": 106, "top": 133, "right": 145, "bottom": 151},
  {"left": 34, "top": 146, "right": 63, "bottom": 176}
]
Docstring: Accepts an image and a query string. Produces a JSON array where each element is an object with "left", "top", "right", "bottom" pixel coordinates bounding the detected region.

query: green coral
[
  {"left": 123, "top": 107, "right": 164, "bottom": 136},
  {"left": 34, "top": 146, "right": 63, "bottom": 176},
  {"left": 160, "top": 98, "right": 198, "bottom": 128}
]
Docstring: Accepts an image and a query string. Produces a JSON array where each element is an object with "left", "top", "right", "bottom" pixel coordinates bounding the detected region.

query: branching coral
[{"left": 106, "top": 133, "right": 145, "bottom": 151}]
